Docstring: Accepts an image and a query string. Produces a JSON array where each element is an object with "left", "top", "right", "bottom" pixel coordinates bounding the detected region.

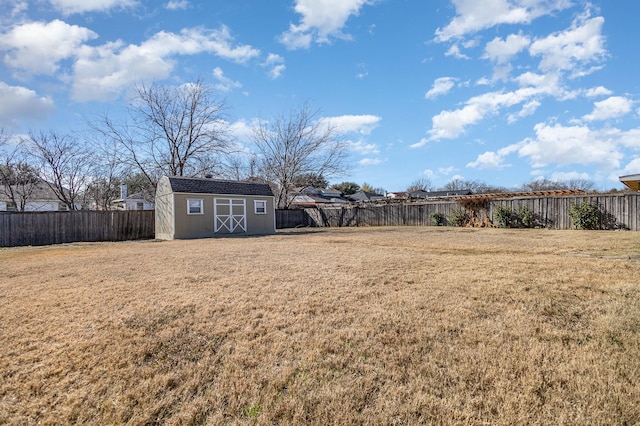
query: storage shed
[{"left": 155, "top": 176, "right": 276, "bottom": 240}]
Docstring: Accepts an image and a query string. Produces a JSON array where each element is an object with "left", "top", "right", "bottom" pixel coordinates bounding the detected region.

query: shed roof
[
  {"left": 167, "top": 176, "right": 274, "bottom": 197},
  {"left": 619, "top": 174, "right": 640, "bottom": 191}
]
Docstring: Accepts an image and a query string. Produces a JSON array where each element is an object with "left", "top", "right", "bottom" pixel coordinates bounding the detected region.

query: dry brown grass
[{"left": 1, "top": 227, "right": 639, "bottom": 425}]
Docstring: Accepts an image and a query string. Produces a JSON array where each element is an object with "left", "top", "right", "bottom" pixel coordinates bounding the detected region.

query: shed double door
[{"left": 214, "top": 198, "right": 246, "bottom": 233}]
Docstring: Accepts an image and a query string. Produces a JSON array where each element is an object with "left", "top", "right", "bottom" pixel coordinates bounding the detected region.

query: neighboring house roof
[
  {"left": 349, "top": 191, "right": 385, "bottom": 202},
  {"left": 300, "top": 187, "right": 343, "bottom": 197},
  {"left": 0, "top": 181, "right": 59, "bottom": 201},
  {"left": 166, "top": 176, "right": 274, "bottom": 197},
  {"left": 320, "top": 188, "right": 342, "bottom": 197},
  {"left": 300, "top": 186, "right": 321, "bottom": 195}
]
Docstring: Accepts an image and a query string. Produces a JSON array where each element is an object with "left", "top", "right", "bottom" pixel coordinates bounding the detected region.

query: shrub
[
  {"left": 494, "top": 205, "right": 537, "bottom": 228},
  {"left": 517, "top": 205, "right": 536, "bottom": 228},
  {"left": 494, "top": 205, "right": 514, "bottom": 228},
  {"left": 448, "top": 208, "right": 469, "bottom": 227},
  {"left": 568, "top": 202, "right": 601, "bottom": 230},
  {"left": 430, "top": 211, "right": 447, "bottom": 226}
]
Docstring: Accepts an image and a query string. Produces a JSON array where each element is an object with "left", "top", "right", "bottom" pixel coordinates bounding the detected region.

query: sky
[{"left": 1, "top": 0, "right": 639, "bottom": 192}]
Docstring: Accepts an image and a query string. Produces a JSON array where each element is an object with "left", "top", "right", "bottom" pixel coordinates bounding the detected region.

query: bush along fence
[
  {"left": 0, "top": 210, "right": 155, "bottom": 247},
  {"left": 276, "top": 193, "right": 640, "bottom": 231}
]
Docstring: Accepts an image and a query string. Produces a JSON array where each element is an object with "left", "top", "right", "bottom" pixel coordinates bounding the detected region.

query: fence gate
[{"left": 214, "top": 198, "right": 246, "bottom": 233}]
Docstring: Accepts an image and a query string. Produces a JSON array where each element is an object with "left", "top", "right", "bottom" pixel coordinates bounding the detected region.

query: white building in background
[
  {"left": 0, "top": 181, "right": 68, "bottom": 211},
  {"left": 111, "top": 185, "right": 155, "bottom": 210}
]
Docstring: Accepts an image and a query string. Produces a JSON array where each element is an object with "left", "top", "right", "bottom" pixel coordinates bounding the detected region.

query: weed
[{"left": 243, "top": 403, "right": 262, "bottom": 420}]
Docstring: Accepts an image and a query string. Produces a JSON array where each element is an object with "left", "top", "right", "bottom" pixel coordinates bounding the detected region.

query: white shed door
[{"left": 214, "top": 198, "right": 246, "bottom": 233}]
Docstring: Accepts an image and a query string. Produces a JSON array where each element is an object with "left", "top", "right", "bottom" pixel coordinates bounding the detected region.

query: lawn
[{"left": 1, "top": 227, "right": 639, "bottom": 425}]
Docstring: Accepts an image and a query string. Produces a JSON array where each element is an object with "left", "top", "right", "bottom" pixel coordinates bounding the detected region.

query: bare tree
[
  {"left": 84, "top": 134, "right": 132, "bottom": 210},
  {"left": 293, "top": 173, "right": 329, "bottom": 189},
  {"left": 519, "top": 178, "right": 568, "bottom": 192},
  {"left": 252, "top": 101, "right": 347, "bottom": 208},
  {"left": 92, "top": 79, "right": 232, "bottom": 188},
  {"left": 440, "top": 178, "right": 504, "bottom": 194},
  {"left": 406, "top": 177, "right": 434, "bottom": 193},
  {"left": 565, "top": 178, "right": 596, "bottom": 192},
  {"left": 0, "top": 130, "right": 41, "bottom": 211},
  {"left": 24, "top": 130, "right": 92, "bottom": 210}
]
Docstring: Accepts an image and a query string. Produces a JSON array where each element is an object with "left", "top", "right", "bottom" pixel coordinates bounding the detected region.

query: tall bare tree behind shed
[
  {"left": 252, "top": 101, "right": 347, "bottom": 208},
  {"left": 93, "top": 79, "right": 231, "bottom": 188}
]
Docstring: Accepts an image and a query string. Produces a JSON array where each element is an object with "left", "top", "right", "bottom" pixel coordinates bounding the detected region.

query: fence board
[{"left": 0, "top": 211, "right": 155, "bottom": 247}]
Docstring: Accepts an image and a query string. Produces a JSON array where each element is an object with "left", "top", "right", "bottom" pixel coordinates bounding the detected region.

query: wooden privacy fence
[
  {"left": 276, "top": 193, "right": 640, "bottom": 231},
  {"left": 0, "top": 210, "right": 155, "bottom": 247}
]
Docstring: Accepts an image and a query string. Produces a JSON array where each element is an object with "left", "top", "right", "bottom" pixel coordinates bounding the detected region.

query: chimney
[{"left": 120, "top": 184, "right": 127, "bottom": 199}]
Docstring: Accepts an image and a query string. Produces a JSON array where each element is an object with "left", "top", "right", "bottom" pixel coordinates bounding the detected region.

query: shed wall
[
  {"left": 172, "top": 193, "right": 275, "bottom": 238},
  {"left": 154, "top": 177, "right": 175, "bottom": 240}
]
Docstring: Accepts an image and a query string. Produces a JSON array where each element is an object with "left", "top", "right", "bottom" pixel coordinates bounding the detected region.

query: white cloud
[
  {"left": 425, "top": 77, "right": 457, "bottom": 99},
  {"left": 2, "top": 1, "right": 28, "bottom": 23},
  {"left": 0, "top": 82, "right": 55, "bottom": 128},
  {"left": 617, "top": 128, "right": 640, "bottom": 150},
  {"left": 584, "top": 86, "right": 612, "bottom": 98},
  {"left": 466, "top": 144, "right": 517, "bottom": 169},
  {"left": 621, "top": 157, "right": 640, "bottom": 176},
  {"left": 262, "top": 53, "right": 286, "bottom": 79},
  {"left": 444, "top": 44, "right": 469, "bottom": 59},
  {"left": 268, "top": 64, "right": 286, "bottom": 79},
  {"left": 49, "top": 0, "right": 136, "bottom": 15},
  {"left": 507, "top": 100, "right": 540, "bottom": 123},
  {"left": 410, "top": 138, "right": 429, "bottom": 149},
  {"left": 72, "top": 26, "right": 260, "bottom": 101},
  {"left": 212, "top": 67, "right": 241, "bottom": 92},
  {"left": 425, "top": 84, "right": 554, "bottom": 142},
  {"left": 439, "top": 166, "right": 457, "bottom": 175},
  {"left": 550, "top": 171, "right": 592, "bottom": 182},
  {"left": 467, "top": 151, "right": 506, "bottom": 169},
  {"left": 359, "top": 157, "right": 382, "bottom": 166},
  {"left": 347, "top": 140, "right": 379, "bottom": 155},
  {"left": 322, "top": 114, "right": 381, "bottom": 135},
  {"left": 165, "top": 0, "right": 189, "bottom": 10},
  {"left": 483, "top": 33, "right": 530, "bottom": 64},
  {"left": 435, "top": 0, "right": 571, "bottom": 42},
  {"left": 279, "top": 0, "right": 373, "bottom": 49},
  {"left": 228, "top": 119, "right": 256, "bottom": 143},
  {"left": 0, "top": 19, "right": 97, "bottom": 75},
  {"left": 583, "top": 96, "right": 633, "bottom": 122},
  {"left": 529, "top": 13, "right": 606, "bottom": 75},
  {"left": 415, "top": 71, "right": 564, "bottom": 146},
  {"left": 517, "top": 123, "right": 623, "bottom": 170}
]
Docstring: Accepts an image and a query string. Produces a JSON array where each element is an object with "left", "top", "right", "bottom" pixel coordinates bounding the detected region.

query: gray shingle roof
[{"left": 168, "top": 177, "right": 274, "bottom": 197}]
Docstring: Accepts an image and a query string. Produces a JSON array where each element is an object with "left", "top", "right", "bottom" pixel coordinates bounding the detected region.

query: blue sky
[{"left": 1, "top": 0, "right": 639, "bottom": 191}]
